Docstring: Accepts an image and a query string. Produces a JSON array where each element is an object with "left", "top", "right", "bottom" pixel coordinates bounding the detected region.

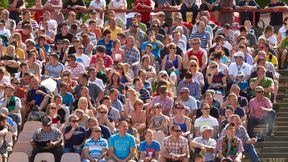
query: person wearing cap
[
  {"left": 160, "top": 125, "right": 189, "bottom": 162},
  {"left": 234, "top": 71, "right": 249, "bottom": 92},
  {"left": 108, "top": 120, "right": 137, "bottom": 161},
  {"left": 31, "top": 115, "right": 63, "bottom": 162},
  {"left": 221, "top": 114, "right": 260, "bottom": 162},
  {"left": 82, "top": 126, "right": 108, "bottom": 162},
  {"left": 178, "top": 71, "right": 201, "bottom": 100},
  {"left": 0, "top": 9, "right": 15, "bottom": 33},
  {"left": 133, "top": 13, "right": 147, "bottom": 32},
  {"left": 189, "top": 21, "right": 212, "bottom": 50},
  {"left": 150, "top": 85, "right": 174, "bottom": 116},
  {"left": 124, "top": 20, "right": 148, "bottom": 50},
  {"left": 248, "top": 85, "right": 276, "bottom": 138},
  {"left": 250, "top": 65, "right": 274, "bottom": 99},
  {"left": 194, "top": 103, "right": 219, "bottom": 138},
  {"left": 215, "top": 123, "right": 244, "bottom": 162},
  {"left": 228, "top": 51, "right": 251, "bottom": 82},
  {"left": 190, "top": 125, "right": 216, "bottom": 162}
]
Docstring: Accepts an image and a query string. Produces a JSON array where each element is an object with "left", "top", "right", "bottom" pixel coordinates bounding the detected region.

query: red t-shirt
[
  {"left": 90, "top": 54, "right": 113, "bottom": 68},
  {"left": 187, "top": 49, "right": 205, "bottom": 68},
  {"left": 134, "top": 0, "right": 152, "bottom": 23}
]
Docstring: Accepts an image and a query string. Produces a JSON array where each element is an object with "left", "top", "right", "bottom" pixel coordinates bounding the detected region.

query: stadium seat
[
  {"left": 61, "top": 153, "right": 81, "bottom": 162},
  {"left": 18, "top": 131, "right": 34, "bottom": 142},
  {"left": 13, "top": 141, "right": 33, "bottom": 157},
  {"left": 34, "top": 152, "right": 55, "bottom": 162},
  {"left": 23, "top": 121, "right": 42, "bottom": 132},
  {"left": 8, "top": 152, "right": 29, "bottom": 162}
]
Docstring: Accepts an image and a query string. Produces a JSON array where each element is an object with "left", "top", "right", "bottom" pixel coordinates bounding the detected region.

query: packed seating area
[{"left": 0, "top": 0, "right": 287, "bottom": 162}]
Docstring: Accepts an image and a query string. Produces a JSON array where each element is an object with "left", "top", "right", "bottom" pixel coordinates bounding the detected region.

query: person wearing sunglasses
[
  {"left": 64, "top": 114, "right": 86, "bottom": 154},
  {"left": 248, "top": 86, "right": 276, "bottom": 138},
  {"left": 228, "top": 51, "right": 251, "bottom": 83},
  {"left": 82, "top": 126, "right": 108, "bottom": 162},
  {"left": 160, "top": 125, "right": 189, "bottom": 162},
  {"left": 31, "top": 115, "right": 63, "bottom": 162},
  {"left": 206, "top": 61, "right": 226, "bottom": 96},
  {"left": 194, "top": 103, "right": 219, "bottom": 138}
]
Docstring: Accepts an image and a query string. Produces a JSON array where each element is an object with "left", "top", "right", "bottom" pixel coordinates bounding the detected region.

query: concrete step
[
  {"left": 255, "top": 141, "right": 288, "bottom": 147},
  {"left": 275, "top": 121, "right": 288, "bottom": 126},
  {"left": 276, "top": 117, "right": 288, "bottom": 122},
  {"left": 258, "top": 153, "right": 288, "bottom": 158},
  {"left": 275, "top": 112, "right": 288, "bottom": 117},
  {"left": 262, "top": 147, "right": 288, "bottom": 153},
  {"left": 273, "top": 126, "right": 288, "bottom": 131},
  {"left": 273, "top": 131, "right": 288, "bottom": 136},
  {"left": 266, "top": 136, "right": 288, "bottom": 141}
]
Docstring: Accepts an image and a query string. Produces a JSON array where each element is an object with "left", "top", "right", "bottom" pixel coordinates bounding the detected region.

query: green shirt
[{"left": 250, "top": 77, "right": 274, "bottom": 99}]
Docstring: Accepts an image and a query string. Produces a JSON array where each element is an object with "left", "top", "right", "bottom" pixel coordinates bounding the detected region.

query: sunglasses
[
  {"left": 192, "top": 43, "right": 199, "bottom": 45},
  {"left": 173, "top": 129, "right": 182, "bottom": 132},
  {"left": 13, "top": 82, "right": 20, "bottom": 85},
  {"left": 202, "top": 108, "right": 210, "bottom": 110},
  {"left": 210, "top": 66, "right": 217, "bottom": 69},
  {"left": 43, "top": 124, "right": 51, "bottom": 127},
  {"left": 180, "top": 91, "right": 188, "bottom": 94},
  {"left": 175, "top": 107, "right": 184, "bottom": 110},
  {"left": 70, "top": 120, "right": 78, "bottom": 123},
  {"left": 256, "top": 91, "right": 264, "bottom": 93},
  {"left": 99, "top": 111, "right": 107, "bottom": 114},
  {"left": 66, "top": 60, "right": 71, "bottom": 62},
  {"left": 190, "top": 65, "right": 197, "bottom": 67},
  {"left": 93, "top": 130, "right": 101, "bottom": 132},
  {"left": 50, "top": 107, "right": 57, "bottom": 110},
  {"left": 154, "top": 106, "right": 162, "bottom": 109}
]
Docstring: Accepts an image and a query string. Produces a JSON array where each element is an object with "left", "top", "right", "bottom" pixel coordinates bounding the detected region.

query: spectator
[
  {"left": 178, "top": 71, "right": 201, "bottom": 100},
  {"left": 129, "top": 99, "right": 146, "bottom": 132},
  {"left": 104, "top": 10, "right": 125, "bottom": 30},
  {"left": 149, "top": 103, "right": 169, "bottom": 135},
  {"left": 16, "top": 10, "right": 39, "bottom": 31},
  {"left": 45, "top": 53, "right": 64, "bottom": 79},
  {"left": 108, "top": 0, "right": 127, "bottom": 24},
  {"left": 196, "top": 92, "right": 220, "bottom": 120},
  {"left": 31, "top": 115, "right": 63, "bottom": 162},
  {"left": 100, "top": 95, "right": 121, "bottom": 124},
  {"left": 55, "top": 23, "right": 73, "bottom": 43},
  {"left": 194, "top": 103, "right": 219, "bottom": 138},
  {"left": 236, "top": 0, "right": 260, "bottom": 26},
  {"left": 64, "top": 114, "right": 86, "bottom": 154},
  {"left": 160, "top": 125, "right": 189, "bottom": 162},
  {"left": 248, "top": 86, "right": 276, "bottom": 137},
  {"left": 109, "top": 88, "right": 123, "bottom": 112},
  {"left": 133, "top": 77, "right": 151, "bottom": 103},
  {"left": 132, "top": 1, "right": 154, "bottom": 25},
  {"left": 64, "top": 55, "right": 85, "bottom": 80},
  {"left": 221, "top": 114, "right": 260, "bottom": 162},
  {"left": 180, "top": 0, "right": 198, "bottom": 24},
  {"left": 97, "top": 30, "right": 113, "bottom": 56},
  {"left": 82, "top": 126, "right": 108, "bottom": 162},
  {"left": 96, "top": 104, "right": 115, "bottom": 132},
  {"left": 228, "top": 51, "right": 251, "bottom": 82},
  {"left": 150, "top": 85, "right": 174, "bottom": 116},
  {"left": 85, "top": 117, "right": 111, "bottom": 140},
  {"left": 0, "top": 113, "right": 8, "bottom": 155},
  {"left": 190, "top": 125, "right": 217, "bottom": 161},
  {"left": 133, "top": 13, "right": 147, "bottom": 32},
  {"left": 90, "top": 45, "right": 114, "bottom": 68},
  {"left": 139, "top": 129, "right": 161, "bottom": 162},
  {"left": 122, "top": 36, "right": 141, "bottom": 66},
  {"left": 0, "top": 9, "right": 15, "bottom": 34},
  {"left": 108, "top": 120, "right": 136, "bottom": 161},
  {"left": 218, "top": 0, "right": 235, "bottom": 25},
  {"left": 190, "top": 21, "right": 212, "bottom": 50},
  {"left": 215, "top": 123, "right": 244, "bottom": 162},
  {"left": 238, "top": 26, "right": 257, "bottom": 48},
  {"left": 162, "top": 43, "right": 183, "bottom": 72},
  {"left": 104, "top": 18, "right": 122, "bottom": 41},
  {"left": 43, "top": 0, "right": 64, "bottom": 24},
  {"left": 63, "top": 0, "right": 86, "bottom": 10},
  {"left": 124, "top": 21, "right": 147, "bottom": 50}
]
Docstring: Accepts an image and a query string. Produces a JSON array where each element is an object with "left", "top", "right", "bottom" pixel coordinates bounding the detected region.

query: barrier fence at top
[{"left": 1, "top": 7, "right": 288, "bottom": 27}]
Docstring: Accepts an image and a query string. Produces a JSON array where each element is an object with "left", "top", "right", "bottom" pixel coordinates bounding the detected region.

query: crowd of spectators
[{"left": 0, "top": 0, "right": 286, "bottom": 162}]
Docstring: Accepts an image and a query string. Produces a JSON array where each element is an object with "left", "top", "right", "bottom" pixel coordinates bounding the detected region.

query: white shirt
[
  {"left": 228, "top": 62, "right": 251, "bottom": 78},
  {"left": 75, "top": 54, "right": 90, "bottom": 68},
  {"left": 90, "top": 78, "right": 105, "bottom": 89},
  {"left": 258, "top": 34, "right": 277, "bottom": 47},
  {"left": 194, "top": 115, "right": 219, "bottom": 128},
  {"left": 89, "top": 0, "right": 106, "bottom": 21},
  {"left": 108, "top": 0, "right": 127, "bottom": 24}
]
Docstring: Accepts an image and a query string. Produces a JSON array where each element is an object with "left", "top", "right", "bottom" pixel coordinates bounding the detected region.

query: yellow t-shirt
[{"left": 104, "top": 26, "right": 123, "bottom": 41}]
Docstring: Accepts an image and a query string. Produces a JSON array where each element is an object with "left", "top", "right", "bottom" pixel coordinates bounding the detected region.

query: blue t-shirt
[
  {"left": 141, "top": 41, "right": 161, "bottom": 59},
  {"left": 61, "top": 92, "right": 75, "bottom": 106},
  {"left": 83, "top": 137, "right": 108, "bottom": 159},
  {"left": 108, "top": 133, "right": 136, "bottom": 160},
  {"left": 64, "top": 126, "right": 86, "bottom": 148},
  {"left": 139, "top": 140, "right": 161, "bottom": 158},
  {"left": 97, "top": 40, "right": 113, "bottom": 56}
]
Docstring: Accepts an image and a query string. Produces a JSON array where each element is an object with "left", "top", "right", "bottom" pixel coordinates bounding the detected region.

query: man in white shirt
[
  {"left": 87, "top": 67, "right": 105, "bottom": 89},
  {"left": 228, "top": 51, "right": 251, "bottom": 82},
  {"left": 194, "top": 103, "right": 219, "bottom": 139}
]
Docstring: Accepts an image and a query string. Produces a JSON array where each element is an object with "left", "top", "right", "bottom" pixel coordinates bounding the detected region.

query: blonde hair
[
  {"left": 188, "top": 60, "right": 199, "bottom": 72},
  {"left": 78, "top": 97, "right": 88, "bottom": 110}
]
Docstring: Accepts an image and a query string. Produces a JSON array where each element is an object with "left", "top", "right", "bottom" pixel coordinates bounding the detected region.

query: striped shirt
[
  {"left": 83, "top": 137, "right": 108, "bottom": 159},
  {"left": 64, "top": 62, "right": 85, "bottom": 79},
  {"left": 189, "top": 31, "right": 211, "bottom": 49}
]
